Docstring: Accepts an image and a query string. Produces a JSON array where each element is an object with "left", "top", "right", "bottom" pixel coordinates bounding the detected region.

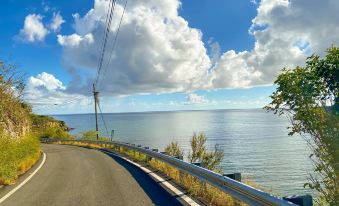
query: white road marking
[
  {"left": 102, "top": 150, "right": 200, "bottom": 206},
  {"left": 0, "top": 152, "right": 47, "bottom": 204}
]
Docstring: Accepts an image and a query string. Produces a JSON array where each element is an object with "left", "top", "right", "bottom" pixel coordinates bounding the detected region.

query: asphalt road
[{"left": 1, "top": 144, "right": 182, "bottom": 206}]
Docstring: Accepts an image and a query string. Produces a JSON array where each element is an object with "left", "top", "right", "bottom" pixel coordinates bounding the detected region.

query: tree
[
  {"left": 0, "top": 60, "right": 31, "bottom": 138},
  {"left": 265, "top": 46, "right": 339, "bottom": 205}
]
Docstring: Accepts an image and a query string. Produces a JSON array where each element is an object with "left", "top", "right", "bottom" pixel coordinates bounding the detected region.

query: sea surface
[{"left": 53, "top": 109, "right": 315, "bottom": 197}]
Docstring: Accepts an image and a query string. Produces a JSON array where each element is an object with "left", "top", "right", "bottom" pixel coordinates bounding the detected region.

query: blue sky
[{"left": 0, "top": 0, "right": 337, "bottom": 114}]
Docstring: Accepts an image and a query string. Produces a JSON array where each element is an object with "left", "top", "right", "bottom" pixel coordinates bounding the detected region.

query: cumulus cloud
[
  {"left": 57, "top": 33, "right": 94, "bottom": 47},
  {"left": 49, "top": 12, "right": 65, "bottom": 32},
  {"left": 28, "top": 72, "right": 65, "bottom": 91},
  {"left": 212, "top": 0, "right": 339, "bottom": 88},
  {"left": 57, "top": 0, "right": 339, "bottom": 96},
  {"left": 18, "top": 11, "right": 65, "bottom": 43},
  {"left": 18, "top": 14, "right": 49, "bottom": 42},
  {"left": 58, "top": 0, "right": 211, "bottom": 95},
  {"left": 25, "top": 72, "right": 91, "bottom": 114}
]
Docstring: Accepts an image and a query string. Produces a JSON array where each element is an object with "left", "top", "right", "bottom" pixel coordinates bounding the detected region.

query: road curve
[{"left": 1, "top": 144, "right": 182, "bottom": 206}]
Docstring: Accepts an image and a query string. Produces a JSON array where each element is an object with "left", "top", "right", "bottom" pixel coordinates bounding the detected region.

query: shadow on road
[{"left": 100, "top": 150, "right": 183, "bottom": 206}]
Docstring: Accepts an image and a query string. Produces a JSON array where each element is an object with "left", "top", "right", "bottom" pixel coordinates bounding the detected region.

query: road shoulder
[{"left": 0, "top": 152, "right": 46, "bottom": 202}]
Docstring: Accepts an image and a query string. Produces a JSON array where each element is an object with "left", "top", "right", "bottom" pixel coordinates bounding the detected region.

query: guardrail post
[
  {"left": 283, "top": 195, "right": 313, "bottom": 206},
  {"left": 146, "top": 148, "right": 158, "bottom": 162},
  {"left": 192, "top": 162, "right": 206, "bottom": 168},
  {"left": 223, "top": 173, "right": 242, "bottom": 182},
  {"left": 174, "top": 155, "right": 183, "bottom": 160}
]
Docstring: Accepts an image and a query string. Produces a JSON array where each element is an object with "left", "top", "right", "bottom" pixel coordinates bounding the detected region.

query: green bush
[
  {"left": 37, "top": 127, "right": 73, "bottom": 140},
  {"left": 30, "top": 114, "right": 73, "bottom": 140},
  {"left": 79, "top": 130, "right": 110, "bottom": 141},
  {"left": 164, "top": 142, "right": 183, "bottom": 157},
  {"left": 188, "top": 132, "right": 224, "bottom": 171},
  {"left": 266, "top": 46, "right": 339, "bottom": 204}
]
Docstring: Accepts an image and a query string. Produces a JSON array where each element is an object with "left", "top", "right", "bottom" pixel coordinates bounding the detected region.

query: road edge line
[
  {"left": 0, "top": 152, "right": 47, "bottom": 204},
  {"left": 101, "top": 150, "right": 200, "bottom": 206}
]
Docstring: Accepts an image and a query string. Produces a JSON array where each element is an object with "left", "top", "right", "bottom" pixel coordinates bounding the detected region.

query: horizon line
[{"left": 48, "top": 107, "right": 265, "bottom": 116}]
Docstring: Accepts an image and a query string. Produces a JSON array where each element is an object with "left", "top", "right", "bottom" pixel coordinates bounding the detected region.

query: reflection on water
[{"left": 53, "top": 109, "right": 315, "bottom": 197}]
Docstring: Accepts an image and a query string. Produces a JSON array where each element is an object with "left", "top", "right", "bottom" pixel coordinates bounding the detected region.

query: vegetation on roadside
[
  {"left": 153, "top": 133, "right": 247, "bottom": 206},
  {"left": 0, "top": 132, "right": 40, "bottom": 185},
  {"left": 0, "top": 61, "right": 31, "bottom": 138},
  {"left": 31, "top": 114, "right": 73, "bottom": 140},
  {"left": 78, "top": 130, "right": 110, "bottom": 141},
  {"left": 187, "top": 132, "right": 224, "bottom": 171},
  {"left": 164, "top": 142, "right": 183, "bottom": 157},
  {"left": 0, "top": 60, "right": 40, "bottom": 185},
  {"left": 0, "top": 60, "right": 72, "bottom": 185},
  {"left": 55, "top": 132, "right": 259, "bottom": 206},
  {"left": 265, "top": 46, "right": 339, "bottom": 205}
]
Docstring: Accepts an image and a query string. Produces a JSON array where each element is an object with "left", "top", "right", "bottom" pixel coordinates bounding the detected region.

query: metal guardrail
[{"left": 44, "top": 139, "right": 299, "bottom": 206}]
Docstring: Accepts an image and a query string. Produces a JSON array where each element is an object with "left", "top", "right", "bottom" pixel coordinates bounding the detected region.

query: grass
[
  {"left": 0, "top": 134, "right": 41, "bottom": 185},
  {"left": 148, "top": 159, "right": 261, "bottom": 206},
  {"left": 53, "top": 140, "right": 262, "bottom": 206},
  {"left": 112, "top": 145, "right": 252, "bottom": 205},
  {"left": 0, "top": 61, "right": 73, "bottom": 186}
]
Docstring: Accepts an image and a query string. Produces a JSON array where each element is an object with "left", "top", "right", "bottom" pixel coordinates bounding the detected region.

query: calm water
[{"left": 53, "top": 109, "right": 315, "bottom": 197}]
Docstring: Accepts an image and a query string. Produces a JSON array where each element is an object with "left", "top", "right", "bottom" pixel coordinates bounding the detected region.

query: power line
[
  {"left": 97, "top": 0, "right": 128, "bottom": 90},
  {"left": 95, "top": 0, "right": 117, "bottom": 86},
  {"left": 96, "top": 0, "right": 115, "bottom": 81},
  {"left": 98, "top": 102, "right": 110, "bottom": 137},
  {"left": 92, "top": 0, "right": 128, "bottom": 139}
]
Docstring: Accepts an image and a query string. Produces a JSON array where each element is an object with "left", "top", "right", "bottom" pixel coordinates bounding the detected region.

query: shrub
[
  {"left": 266, "top": 46, "right": 339, "bottom": 204},
  {"left": 31, "top": 114, "right": 73, "bottom": 140},
  {"left": 0, "top": 60, "right": 41, "bottom": 185},
  {"left": 188, "top": 132, "right": 224, "bottom": 171},
  {"left": 164, "top": 142, "right": 183, "bottom": 157},
  {"left": 79, "top": 130, "right": 110, "bottom": 141},
  {"left": 37, "top": 127, "right": 73, "bottom": 140},
  {"left": 0, "top": 133, "right": 40, "bottom": 185}
]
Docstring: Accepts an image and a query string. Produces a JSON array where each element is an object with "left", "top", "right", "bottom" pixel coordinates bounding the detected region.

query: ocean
[{"left": 53, "top": 109, "right": 315, "bottom": 197}]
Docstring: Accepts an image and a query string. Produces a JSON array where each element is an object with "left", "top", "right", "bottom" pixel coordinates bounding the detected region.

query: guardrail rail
[{"left": 42, "top": 138, "right": 312, "bottom": 206}]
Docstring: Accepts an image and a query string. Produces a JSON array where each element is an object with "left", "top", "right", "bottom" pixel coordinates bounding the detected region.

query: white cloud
[
  {"left": 49, "top": 12, "right": 65, "bottom": 32},
  {"left": 58, "top": 0, "right": 211, "bottom": 95},
  {"left": 212, "top": 0, "right": 339, "bottom": 88},
  {"left": 25, "top": 72, "right": 91, "bottom": 114},
  {"left": 250, "top": 0, "right": 257, "bottom": 5},
  {"left": 57, "top": 0, "right": 339, "bottom": 96},
  {"left": 28, "top": 72, "right": 65, "bottom": 91},
  {"left": 57, "top": 33, "right": 94, "bottom": 47},
  {"left": 18, "top": 14, "right": 49, "bottom": 42},
  {"left": 186, "top": 93, "right": 209, "bottom": 104}
]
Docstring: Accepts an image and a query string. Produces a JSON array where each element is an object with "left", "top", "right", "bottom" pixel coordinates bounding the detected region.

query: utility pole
[{"left": 93, "top": 84, "right": 99, "bottom": 140}]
